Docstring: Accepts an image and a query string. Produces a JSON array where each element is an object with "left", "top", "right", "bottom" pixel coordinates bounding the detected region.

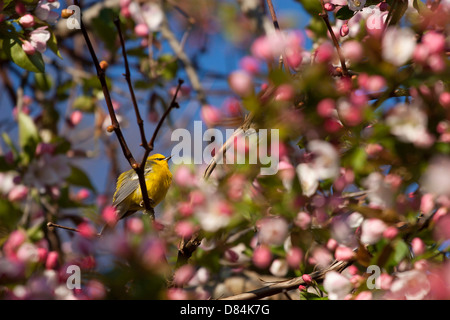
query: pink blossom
[
  {"left": 86, "top": 280, "right": 106, "bottom": 300},
  {"left": 239, "top": 56, "right": 260, "bottom": 74},
  {"left": 360, "top": 218, "right": 387, "bottom": 245},
  {"left": 323, "top": 271, "right": 352, "bottom": 300},
  {"left": 78, "top": 222, "right": 97, "bottom": 239},
  {"left": 129, "top": 2, "right": 163, "bottom": 32},
  {"left": 141, "top": 238, "right": 166, "bottom": 268},
  {"left": 174, "top": 220, "right": 196, "bottom": 238},
  {"left": 355, "top": 291, "right": 372, "bottom": 300},
  {"left": 422, "top": 31, "right": 445, "bottom": 54},
  {"left": 173, "top": 264, "right": 195, "bottom": 286},
  {"left": 126, "top": 217, "right": 144, "bottom": 234},
  {"left": 308, "top": 246, "right": 333, "bottom": 268},
  {"left": 8, "top": 185, "right": 28, "bottom": 202},
  {"left": 228, "top": 70, "right": 254, "bottom": 97},
  {"left": 16, "top": 2, "right": 26, "bottom": 15},
  {"left": 252, "top": 245, "right": 272, "bottom": 268},
  {"left": 439, "top": 92, "right": 450, "bottom": 108},
  {"left": 102, "top": 205, "right": 118, "bottom": 226},
  {"left": 434, "top": 214, "right": 450, "bottom": 241},
  {"left": 69, "top": 110, "right": 83, "bottom": 127},
  {"left": 223, "top": 97, "right": 242, "bottom": 116},
  {"left": 4, "top": 230, "right": 27, "bottom": 259},
  {"left": 420, "top": 193, "right": 435, "bottom": 215},
  {"left": 341, "top": 40, "right": 363, "bottom": 63},
  {"left": 167, "top": 288, "right": 189, "bottom": 300},
  {"left": 287, "top": 247, "right": 303, "bottom": 269},
  {"left": 317, "top": 98, "right": 335, "bottom": 118},
  {"left": 270, "top": 259, "right": 288, "bottom": 277},
  {"left": 382, "top": 27, "right": 416, "bottom": 66},
  {"left": 376, "top": 273, "right": 393, "bottom": 290},
  {"left": 294, "top": 211, "right": 311, "bottom": 230},
  {"left": 76, "top": 188, "right": 90, "bottom": 201},
  {"left": 335, "top": 245, "right": 355, "bottom": 261},
  {"left": 45, "top": 251, "right": 59, "bottom": 269},
  {"left": 201, "top": 105, "right": 222, "bottom": 127},
  {"left": 383, "top": 226, "right": 398, "bottom": 240},
  {"left": 22, "top": 40, "right": 36, "bottom": 55},
  {"left": 340, "top": 24, "right": 349, "bottom": 37},
  {"left": 29, "top": 26, "right": 51, "bottom": 53},
  {"left": 302, "top": 274, "right": 313, "bottom": 285},
  {"left": 19, "top": 14, "right": 35, "bottom": 28},
  {"left": 315, "top": 42, "right": 334, "bottom": 63},
  {"left": 274, "top": 84, "right": 295, "bottom": 102},
  {"left": 174, "top": 165, "right": 196, "bottom": 188},
  {"left": 134, "top": 23, "right": 149, "bottom": 37},
  {"left": 34, "top": 0, "right": 60, "bottom": 24},
  {"left": 257, "top": 216, "right": 289, "bottom": 246},
  {"left": 388, "top": 270, "right": 430, "bottom": 300},
  {"left": 326, "top": 238, "right": 338, "bottom": 251}
]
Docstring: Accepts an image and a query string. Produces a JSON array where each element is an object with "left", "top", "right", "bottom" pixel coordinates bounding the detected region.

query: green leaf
[
  {"left": 47, "top": 30, "right": 63, "bottom": 59},
  {"left": 18, "top": 111, "right": 39, "bottom": 152},
  {"left": 3, "top": 38, "right": 45, "bottom": 73},
  {"left": 295, "top": 0, "right": 322, "bottom": 15},
  {"left": 336, "top": 6, "right": 355, "bottom": 20},
  {"left": 72, "top": 95, "right": 97, "bottom": 113},
  {"left": 66, "top": 165, "right": 97, "bottom": 192},
  {"left": 34, "top": 72, "right": 53, "bottom": 91}
]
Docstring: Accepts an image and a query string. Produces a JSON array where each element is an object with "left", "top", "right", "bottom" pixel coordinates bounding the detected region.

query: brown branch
[
  {"left": 114, "top": 17, "right": 149, "bottom": 152},
  {"left": 220, "top": 259, "right": 352, "bottom": 300}
]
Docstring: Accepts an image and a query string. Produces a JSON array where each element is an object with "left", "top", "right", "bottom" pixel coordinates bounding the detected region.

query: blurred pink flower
[
  {"left": 239, "top": 56, "right": 261, "bottom": 74},
  {"left": 173, "top": 264, "right": 195, "bottom": 286},
  {"left": 388, "top": 270, "right": 430, "bottom": 300},
  {"left": 19, "top": 14, "right": 35, "bottom": 28},
  {"left": 228, "top": 70, "right": 254, "bottom": 97},
  {"left": 34, "top": 0, "right": 60, "bottom": 23},
  {"left": 287, "top": 247, "right": 303, "bottom": 269},
  {"left": 126, "top": 217, "right": 144, "bottom": 234},
  {"left": 8, "top": 185, "right": 28, "bottom": 202},
  {"left": 382, "top": 27, "right": 416, "bottom": 66},
  {"left": 201, "top": 105, "right": 222, "bottom": 127},
  {"left": 363, "top": 172, "right": 394, "bottom": 208},
  {"left": 45, "top": 251, "right": 59, "bottom": 269},
  {"left": 323, "top": 271, "right": 352, "bottom": 300},
  {"left": 257, "top": 216, "right": 289, "bottom": 246},
  {"left": 30, "top": 26, "right": 51, "bottom": 52},
  {"left": 129, "top": 2, "right": 163, "bottom": 32},
  {"left": 360, "top": 218, "right": 387, "bottom": 245},
  {"left": 22, "top": 40, "right": 36, "bottom": 55},
  {"left": 252, "top": 245, "right": 272, "bottom": 269},
  {"left": 294, "top": 211, "right": 311, "bottom": 230},
  {"left": 335, "top": 245, "right": 355, "bottom": 261},
  {"left": 270, "top": 259, "right": 288, "bottom": 277},
  {"left": 421, "top": 156, "right": 450, "bottom": 196}
]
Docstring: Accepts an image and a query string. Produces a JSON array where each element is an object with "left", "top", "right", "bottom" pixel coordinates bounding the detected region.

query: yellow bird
[{"left": 110, "top": 153, "right": 172, "bottom": 225}]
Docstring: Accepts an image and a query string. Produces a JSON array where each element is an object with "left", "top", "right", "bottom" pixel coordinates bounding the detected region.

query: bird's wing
[{"left": 112, "top": 169, "right": 140, "bottom": 207}]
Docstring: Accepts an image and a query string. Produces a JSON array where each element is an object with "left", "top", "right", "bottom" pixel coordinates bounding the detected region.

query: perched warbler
[{"left": 111, "top": 153, "right": 172, "bottom": 224}]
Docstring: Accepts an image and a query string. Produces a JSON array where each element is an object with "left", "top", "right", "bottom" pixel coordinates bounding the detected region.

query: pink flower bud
[
  {"left": 302, "top": 273, "right": 313, "bottom": 284},
  {"left": 125, "top": 217, "right": 143, "bottom": 234},
  {"left": 8, "top": 185, "right": 28, "bottom": 202},
  {"left": 341, "top": 40, "right": 363, "bottom": 63},
  {"left": 360, "top": 218, "right": 387, "bottom": 245},
  {"left": 340, "top": 24, "right": 349, "bottom": 37},
  {"left": 411, "top": 237, "right": 426, "bottom": 256},
  {"left": 383, "top": 226, "right": 398, "bottom": 240},
  {"left": 324, "top": 3, "right": 335, "bottom": 11},
  {"left": 78, "top": 222, "right": 97, "bottom": 238},
  {"left": 174, "top": 220, "right": 195, "bottom": 238},
  {"left": 76, "top": 188, "right": 90, "bottom": 201},
  {"left": 420, "top": 193, "right": 434, "bottom": 215},
  {"left": 102, "top": 205, "right": 118, "bottom": 226},
  {"left": 174, "top": 165, "right": 196, "bottom": 188},
  {"left": 315, "top": 42, "right": 334, "bottom": 63},
  {"left": 287, "top": 247, "right": 303, "bottom": 269},
  {"left": 428, "top": 54, "right": 445, "bottom": 72},
  {"left": 335, "top": 245, "right": 355, "bottom": 261},
  {"left": 317, "top": 98, "right": 335, "bottom": 118},
  {"left": 376, "top": 273, "right": 393, "bottom": 290},
  {"left": 45, "top": 251, "right": 59, "bottom": 269},
  {"left": 22, "top": 40, "right": 35, "bottom": 55},
  {"left": 326, "top": 238, "right": 338, "bottom": 251},
  {"left": 274, "top": 84, "right": 295, "bottom": 101},
  {"left": 178, "top": 202, "right": 194, "bottom": 217},
  {"left": 70, "top": 110, "right": 83, "bottom": 126},
  {"left": 379, "top": 2, "right": 389, "bottom": 11},
  {"left": 229, "top": 70, "right": 254, "bottom": 97},
  {"left": 365, "top": 143, "right": 383, "bottom": 157},
  {"left": 201, "top": 104, "right": 222, "bottom": 127},
  {"left": 223, "top": 97, "right": 241, "bottom": 116},
  {"left": 173, "top": 264, "right": 195, "bottom": 286},
  {"left": 355, "top": 291, "right": 372, "bottom": 300},
  {"left": 239, "top": 56, "right": 261, "bottom": 74},
  {"left": 189, "top": 190, "right": 205, "bottom": 206},
  {"left": 19, "top": 14, "right": 35, "bottom": 28},
  {"left": 422, "top": 31, "right": 445, "bottom": 54},
  {"left": 134, "top": 23, "right": 149, "bottom": 37},
  {"left": 252, "top": 245, "right": 272, "bottom": 268},
  {"left": 439, "top": 92, "right": 450, "bottom": 108},
  {"left": 224, "top": 249, "right": 239, "bottom": 263},
  {"left": 413, "top": 44, "right": 429, "bottom": 64}
]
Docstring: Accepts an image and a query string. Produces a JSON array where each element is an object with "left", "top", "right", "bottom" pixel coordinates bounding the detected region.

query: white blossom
[{"left": 382, "top": 27, "right": 416, "bottom": 66}]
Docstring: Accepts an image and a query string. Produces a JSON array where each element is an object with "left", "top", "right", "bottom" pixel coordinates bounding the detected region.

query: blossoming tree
[{"left": 0, "top": 0, "right": 449, "bottom": 301}]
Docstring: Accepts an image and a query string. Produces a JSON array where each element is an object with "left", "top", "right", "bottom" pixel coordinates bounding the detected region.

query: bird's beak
[{"left": 164, "top": 155, "right": 172, "bottom": 162}]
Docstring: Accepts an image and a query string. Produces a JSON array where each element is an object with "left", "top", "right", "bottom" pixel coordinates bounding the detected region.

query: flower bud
[
  {"left": 19, "top": 14, "right": 35, "bottom": 28},
  {"left": 99, "top": 60, "right": 109, "bottom": 70},
  {"left": 61, "top": 9, "right": 74, "bottom": 19},
  {"left": 22, "top": 40, "right": 35, "bottom": 55},
  {"left": 324, "top": 3, "right": 335, "bottom": 11}
]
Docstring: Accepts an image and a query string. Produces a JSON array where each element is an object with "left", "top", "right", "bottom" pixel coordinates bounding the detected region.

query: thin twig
[{"left": 319, "top": 1, "right": 348, "bottom": 77}]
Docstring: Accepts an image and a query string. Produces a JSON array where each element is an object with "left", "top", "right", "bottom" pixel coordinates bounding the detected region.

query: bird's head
[{"left": 147, "top": 153, "right": 172, "bottom": 167}]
